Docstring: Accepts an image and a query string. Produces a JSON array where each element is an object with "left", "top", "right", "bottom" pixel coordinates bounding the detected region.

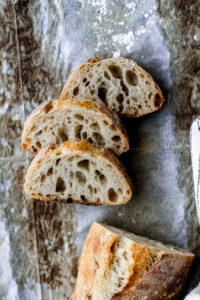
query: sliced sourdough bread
[
  {"left": 22, "top": 98, "right": 129, "bottom": 156},
  {"left": 60, "top": 57, "right": 165, "bottom": 117},
  {"left": 71, "top": 222, "right": 194, "bottom": 300},
  {"left": 24, "top": 141, "right": 132, "bottom": 205}
]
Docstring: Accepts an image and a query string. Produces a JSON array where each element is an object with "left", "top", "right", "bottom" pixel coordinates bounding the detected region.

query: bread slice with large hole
[
  {"left": 60, "top": 57, "right": 165, "bottom": 117},
  {"left": 24, "top": 141, "right": 132, "bottom": 205},
  {"left": 71, "top": 222, "right": 194, "bottom": 300},
  {"left": 22, "top": 98, "right": 129, "bottom": 156}
]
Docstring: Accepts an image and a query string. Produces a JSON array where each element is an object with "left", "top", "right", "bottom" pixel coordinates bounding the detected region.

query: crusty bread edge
[
  {"left": 71, "top": 222, "right": 194, "bottom": 300},
  {"left": 71, "top": 222, "right": 119, "bottom": 300},
  {"left": 24, "top": 141, "right": 133, "bottom": 205},
  {"left": 112, "top": 252, "right": 194, "bottom": 300}
]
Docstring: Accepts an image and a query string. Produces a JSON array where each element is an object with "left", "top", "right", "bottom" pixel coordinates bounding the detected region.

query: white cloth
[
  {"left": 184, "top": 284, "right": 200, "bottom": 300},
  {"left": 190, "top": 117, "right": 200, "bottom": 222},
  {"left": 184, "top": 118, "right": 200, "bottom": 299}
]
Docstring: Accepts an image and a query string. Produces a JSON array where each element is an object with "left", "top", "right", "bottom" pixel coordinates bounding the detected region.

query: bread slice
[
  {"left": 24, "top": 141, "right": 132, "bottom": 205},
  {"left": 21, "top": 98, "right": 129, "bottom": 156},
  {"left": 60, "top": 57, "right": 165, "bottom": 117},
  {"left": 71, "top": 222, "right": 194, "bottom": 300}
]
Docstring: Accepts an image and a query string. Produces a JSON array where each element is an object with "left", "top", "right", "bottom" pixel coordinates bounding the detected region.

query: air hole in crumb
[
  {"left": 75, "top": 125, "right": 83, "bottom": 139},
  {"left": 81, "top": 195, "right": 87, "bottom": 201},
  {"left": 104, "top": 71, "right": 110, "bottom": 80},
  {"left": 74, "top": 114, "right": 84, "bottom": 121},
  {"left": 99, "top": 174, "right": 107, "bottom": 183},
  {"left": 120, "top": 81, "right": 129, "bottom": 96},
  {"left": 116, "top": 93, "right": 124, "bottom": 104},
  {"left": 108, "top": 65, "right": 122, "bottom": 79},
  {"left": 56, "top": 159, "right": 61, "bottom": 166},
  {"left": 140, "top": 73, "right": 144, "bottom": 78},
  {"left": 67, "top": 198, "right": 72, "bottom": 203},
  {"left": 78, "top": 159, "right": 89, "bottom": 171},
  {"left": 90, "top": 123, "right": 99, "bottom": 130},
  {"left": 126, "top": 70, "right": 138, "bottom": 86},
  {"left": 148, "top": 92, "right": 153, "bottom": 99},
  {"left": 154, "top": 93, "right": 163, "bottom": 108},
  {"left": 36, "top": 130, "right": 42, "bottom": 135},
  {"left": 75, "top": 171, "right": 86, "bottom": 184},
  {"left": 58, "top": 129, "right": 68, "bottom": 142},
  {"left": 73, "top": 87, "right": 79, "bottom": 96},
  {"left": 94, "top": 188, "right": 97, "bottom": 194},
  {"left": 98, "top": 87, "right": 107, "bottom": 102},
  {"left": 47, "top": 167, "right": 53, "bottom": 176},
  {"left": 110, "top": 124, "right": 115, "bottom": 131},
  {"left": 92, "top": 132, "right": 105, "bottom": 146},
  {"left": 41, "top": 174, "right": 46, "bottom": 182},
  {"left": 96, "top": 198, "right": 101, "bottom": 204},
  {"left": 26, "top": 138, "right": 31, "bottom": 143},
  {"left": 30, "top": 125, "right": 36, "bottom": 132},
  {"left": 85, "top": 81, "right": 90, "bottom": 87},
  {"left": 95, "top": 171, "right": 106, "bottom": 183},
  {"left": 95, "top": 170, "right": 101, "bottom": 176},
  {"left": 91, "top": 89, "right": 95, "bottom": 95},
  {"left": 56, "top": 177, "right": 66, "bottom": 192},
  {"left": 36, "top": 141, "right": 41, "bottom": 148},
  {"left": 83, "top": 78, "right": 87, "bottom": 83},
  {"left": 138, "top": 104, "right": 142, "bottom": 109},
  {"left": 112, "top": 135, "right": 121, "bottom": 142},
  {"left": 88, "top": 184, "right": 93, "bottom": 193},
  {"left": 87, "top": 138, "right": 94, "bottom": 144},
  {"left": 82, "top": 131, "right": 87, "bottom": 139},
  {"left": 103, "top": 120, "right": 108, "bottom": 126},
  {"left": 118, "top": 188, "right": 123, "bottom": 194},
  {"left": 123, "top": 251, "right": 129, "bottom": 261},
  {"left": 108, "top": 188, "right": 118, "bottom": 202}
]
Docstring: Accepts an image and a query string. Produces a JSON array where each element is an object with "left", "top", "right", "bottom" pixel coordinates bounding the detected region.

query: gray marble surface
[{"left": 0, "top": 0, "right": 200, "bottom": 299}]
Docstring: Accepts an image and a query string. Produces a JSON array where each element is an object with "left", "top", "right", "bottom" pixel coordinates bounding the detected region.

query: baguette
[
  {"left": 22, "top": 98, "right": 129, "bottom": 156},
  {"left": 60, "top": 57, "right": 165, "bottom": 117},
  {"left": 24, "top": 141, "right": 132, "bottom": 205},
  {"left": 71, "top": 222, "right": 194, "bottom": 300}
]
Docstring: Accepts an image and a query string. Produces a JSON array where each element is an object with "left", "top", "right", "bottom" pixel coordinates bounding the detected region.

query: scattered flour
[{"left": 112, "top": 31, "right": 134, "bottom": 52}]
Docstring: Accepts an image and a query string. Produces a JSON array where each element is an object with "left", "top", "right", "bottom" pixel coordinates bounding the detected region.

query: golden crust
[
  {"left": 112, "top": 253, "right": 194, "bottom": 300},
  {"left": 71, "top": 223, "right": 194, "bottom": 300},
  {"left": 71, "top": 222, "right": 118, "bottom": 300},
  {"left": 21, "top": 98, "right": 129, "bottom": 155},
  {"left": 60, "top": 57, "right": 165, "bottom": 117},
  {"left": 24, "top": 141, "right": 132, "bottom": 205}
]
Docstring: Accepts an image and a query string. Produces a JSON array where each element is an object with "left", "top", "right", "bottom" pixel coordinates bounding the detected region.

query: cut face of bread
[
  {"left": 71, "top": 223, "right": 194, "bottom": 300},
  {"left": 22, "top": 99, "right": 129, "bottom": 156},
  {"left": 60, "top": 57, "right": 165, "bottom": 117},
  {"left": 24, "top": 141, "right": 132, "bottom": 205}
]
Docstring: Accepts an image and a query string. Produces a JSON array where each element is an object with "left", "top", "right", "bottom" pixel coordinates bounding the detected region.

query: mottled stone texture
[
  {"left": 0, "top": 0, "right": 200, "bottom": 299},
  {"left": 0, "top": 1, "right": 77, "bottom": 299}
]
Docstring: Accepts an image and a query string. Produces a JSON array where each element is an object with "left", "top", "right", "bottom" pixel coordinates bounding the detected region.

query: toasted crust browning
[
  {"left": 71, "top": 223, "right": 194, "bottom": 300},
  {"left": 60, "top": 57, "right": 165, "bottom": 117},
  {"left": 71, "top": 223, "right": 118, "bottom": 300},
  {"left": 22, "top": 98, "right": 129, "bottom": 156},
  {"left": 24, "top": 141, "right": 132, "bottom": 205}
]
